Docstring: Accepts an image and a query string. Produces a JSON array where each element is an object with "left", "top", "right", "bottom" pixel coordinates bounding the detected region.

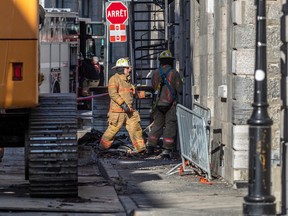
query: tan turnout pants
[{"left": 100, "top": 111, "right": 146, "bottom": 153}]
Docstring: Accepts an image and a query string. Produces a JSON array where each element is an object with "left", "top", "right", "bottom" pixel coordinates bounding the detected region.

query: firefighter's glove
[{"left": 121, "top": 102, "right": 132, "bottom": 113}]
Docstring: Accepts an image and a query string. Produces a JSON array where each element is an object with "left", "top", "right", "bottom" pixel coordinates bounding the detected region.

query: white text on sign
[{"left": 107, "top": 9, "right": 127, "bottom": 19}]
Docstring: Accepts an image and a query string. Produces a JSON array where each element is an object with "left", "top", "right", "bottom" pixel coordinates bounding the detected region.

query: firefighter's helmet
[
  {"left": 112, "top": 58, "right": 131, "bottom": 69},
  {"left": 158, "top": 50, "right": 174, "bottom": 59}
]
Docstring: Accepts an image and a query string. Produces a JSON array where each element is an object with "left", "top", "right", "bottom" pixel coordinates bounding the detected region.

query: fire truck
[
  {"left": 0, "top": 0, "right": 79, "bottom": 197},
  {"left": 39, "top": 8, "right": 106, "bottom": 96},
  {"left": 39, "top": 8, "right": 79, "bottom": 94}
]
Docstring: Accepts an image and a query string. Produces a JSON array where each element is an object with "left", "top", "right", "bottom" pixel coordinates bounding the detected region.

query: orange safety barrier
[
  {"left": 199, "top": 176, "right": 213, "bottom": 185},
  {"left": 177, "top": 160, "right": 213, "bottom": 185},
  {"left": 178, "top": 160, "right": 190, "bottom": 175}
]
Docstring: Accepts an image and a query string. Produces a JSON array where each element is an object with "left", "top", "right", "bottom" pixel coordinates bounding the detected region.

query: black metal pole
[
  {"left": 280, "top": 2, "right": 288, "bottom": 215},
  {"left": 243, "top": 0, "right": 276, "bottom": 215}
]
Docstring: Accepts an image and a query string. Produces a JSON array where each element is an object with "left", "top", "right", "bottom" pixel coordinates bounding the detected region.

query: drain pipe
[{"left": 165, "top": 0, "right": 169, "bottom": 48}]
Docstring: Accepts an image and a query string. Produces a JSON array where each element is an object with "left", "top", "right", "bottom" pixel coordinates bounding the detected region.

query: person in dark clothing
[
  {"left": 80, "top": 58, "right": 100, "bottom": 96},
  {"left": 92, "top": 56, "right": 105, "bottom": 86}
]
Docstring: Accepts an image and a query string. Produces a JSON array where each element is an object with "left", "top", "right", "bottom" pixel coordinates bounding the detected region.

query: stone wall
[
  {"left": 190, "top": 0, "right": 282, "bottom": 185},
  {"left": 229, "top": 0, "right": 281, "bottom": 182}
]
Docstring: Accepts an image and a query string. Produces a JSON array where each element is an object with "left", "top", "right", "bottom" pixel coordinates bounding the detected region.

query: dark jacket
[
  {"left": 151, "top": 64, "right": 183, "bottom": 106},
  {"left": 80, "top": 59, "right": 100, "bottom": 80}
]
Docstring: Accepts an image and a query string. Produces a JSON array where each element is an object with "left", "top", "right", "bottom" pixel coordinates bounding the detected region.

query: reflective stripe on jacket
[{"left": 108, "top": 73, "right": 135, "bottom": 113}]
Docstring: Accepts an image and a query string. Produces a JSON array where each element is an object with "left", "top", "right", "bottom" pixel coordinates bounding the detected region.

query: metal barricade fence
[
  {"left": 167, "top": 103, "right": 211, "bottom": 179},
  {"left": 192, "top": 103, "right": 211, "bottom": 151}
]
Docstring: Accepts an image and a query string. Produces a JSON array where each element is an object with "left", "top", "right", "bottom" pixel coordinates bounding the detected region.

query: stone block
[
  {"left": 231, "top": 49, "right": 254, "bottom": 75},
  {"left": 232, "top": 1, "right": 244, "bottom": 25},
  {"left": 267, "top": 63, "right": 280, "bottom": 76},
  {"left": 267, "top": 26, "right": 281, "bottom": 49},
  {"left": 233, "top": 25, "right": 255, "bottom": 49},
  {"left": 223, "top": 150, "right": 248, "bottom": 182},
  {"left": 233, "top": 151, "right": 248, "bottom": 169},
  {"left": 267, "top": 74, "right": 281, "bottom": 99},
  {"left": 266, "top": 1, "right": 282, "bottom": 26},
  {"left": 271, "top": 165, "right": 282, "bottom": 214},
  {"left": 241, "top": 0, "right": 255, "bottom": 24},
  {"left": 233, "top": 168, "right": 249, "bottom": 181},
  {"left": 232, "top": 125, "right": 249, "bottom": 151},
  {"left": 223, "top": 164, "right": 248, "bottom": 184},
  {"left": 268, "top": 47, "right": 281, "bottom": 62},
  {"left": 233, "top": 75, "right": 254, "bottom": 102},
  {"left": 224, "top": 146, "right": 248, "bottom": 169},
  {"left": 232, "top": 101, "right": 253, "bottom": 125}
]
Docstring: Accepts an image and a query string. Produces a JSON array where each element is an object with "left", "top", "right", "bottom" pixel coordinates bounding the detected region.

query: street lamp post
[
  {"left": 243, "top": 0, "right": 276, "bottom": 215},
  {"left": 280, "top": 2, "right": 288, "bottom": 215}
]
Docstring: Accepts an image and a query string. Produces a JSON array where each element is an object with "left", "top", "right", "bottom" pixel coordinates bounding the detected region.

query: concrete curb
[
  {"left": 97, "top": 158, "right": 120, "bottom": 181},
  {"left": 97, "top": 158, "right": 140, "bottom": 215}
]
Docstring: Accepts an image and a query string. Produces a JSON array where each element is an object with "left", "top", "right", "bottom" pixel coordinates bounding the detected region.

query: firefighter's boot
[
  {"left": 133, "top": 141, "right": 146, "bottom": 154},
  {"left": 160, "top": 149, "right": 172, "bottom": 159},
  {"left": 146, "top": 146, "right": 156, "bottom": 155}
]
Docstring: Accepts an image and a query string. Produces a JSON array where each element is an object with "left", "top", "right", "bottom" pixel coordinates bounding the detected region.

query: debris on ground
[{"left": 77, "top": 129, "right": 181, "bottom": 160}]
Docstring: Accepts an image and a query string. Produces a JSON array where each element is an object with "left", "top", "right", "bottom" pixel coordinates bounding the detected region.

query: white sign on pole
[{"left": 109, "top": 24, "right": 127, "bottom": 42}]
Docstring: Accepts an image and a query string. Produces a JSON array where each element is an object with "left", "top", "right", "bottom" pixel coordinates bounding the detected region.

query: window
[{"left": 56, "top": 0, "right": 64, "bottom": 8}]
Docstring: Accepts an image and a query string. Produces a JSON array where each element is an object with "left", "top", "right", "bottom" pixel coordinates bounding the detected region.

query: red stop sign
[{"left": 106, "top": 2, "right": 128, "bottom": 24}]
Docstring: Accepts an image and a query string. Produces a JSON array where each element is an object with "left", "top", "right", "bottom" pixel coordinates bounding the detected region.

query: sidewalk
[{"left": 96, "top": 152, "right": 247, "bottom": 216}]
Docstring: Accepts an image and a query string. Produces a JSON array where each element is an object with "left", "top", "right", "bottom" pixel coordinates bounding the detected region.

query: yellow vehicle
[{"left": 0, "top": 0, "right": 78, "bottom": 197}]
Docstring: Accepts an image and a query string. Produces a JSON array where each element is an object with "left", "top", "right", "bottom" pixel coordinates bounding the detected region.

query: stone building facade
[{"left": 174, "top": 0, "right": 282, "bottom": 189}]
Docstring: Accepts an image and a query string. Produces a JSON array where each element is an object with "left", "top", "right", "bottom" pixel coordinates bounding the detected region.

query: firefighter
[
  {"left": 99, "top": 58, "right": 146, "bottom": 154},
  {"left": 146, "top": 50, "right": 183, "bottom": 159}
]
